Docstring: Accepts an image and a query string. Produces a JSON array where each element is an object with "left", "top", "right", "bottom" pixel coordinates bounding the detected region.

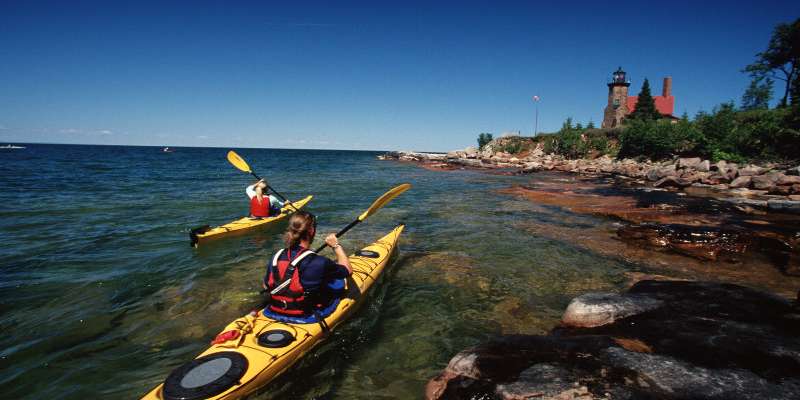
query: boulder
[
  {"left": 729, "top": 175, "right": 752, "bottom": 188},
  {"left": 701, "top": 174, "right": 730, "bottom": 185},
  {"left": 677, "top": 157, "right": 702, "bottom": 169},
  {"left": 738, "top": 165, "right": 767, "bottom": 176},
  {"left": 645, "top": 165, "right": 677, "bottom": 181},
  {"left": 562, "top": 292, "right": 663, "bottom": 328},
  {"left": 522, "top": 162, "right": 542, "bottom": 172},
  {"left": 752, "top": 172, "right": 784, "bottom": 190},
  {"left": 445, "top": 151, "right": 461, "bottom": 159},
  {"left": 696, "top": 160, "right": 711, "bottom": 172},
  {"left": 767, "top": 200, "right": 800, "bottom": 214},
  {"left": 426, "top": 281, "right": 800, "bottom": 400},
  {"left": 713, "top": 160, "right": 728, "bottom": 174},
  {"left": 778, "top": 175, "right": 800, "bottom": 185},
  {"left": 770, "top": 185, "right": 793, "bottom": 195},
  {"left": 654, "top": 176, "right": 692, "bottom": 188}
]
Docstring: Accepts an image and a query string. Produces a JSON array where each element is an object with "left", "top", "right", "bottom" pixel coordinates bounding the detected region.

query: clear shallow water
[{"left": 0, "top": 144, "right": 636, "bottom": 399}]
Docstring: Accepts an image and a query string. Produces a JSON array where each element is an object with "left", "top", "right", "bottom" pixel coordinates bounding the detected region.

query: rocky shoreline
[
  {"left": 425, "top": 280, "right": 800, "bottom": 400},
  {"left": 379, "top": 145, "right": 800, "bottom": 214}
]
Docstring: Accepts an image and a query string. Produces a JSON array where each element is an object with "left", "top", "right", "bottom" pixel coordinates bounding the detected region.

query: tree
[
  {"left": 477, "top": 133, "right": 493, "bottom": 150},
  {"left": 628, "top": 78, "right": 662, "bottom": 120},
  {"left": 575, "top": 122, "right": 584, "bottom": 130},
  {"left": 561, "top": 117, "right": 574, "bottom": 131},
  {"left": 741, "top": 76, "right": 773, "bottom": 110},
  {"left": 744, "top": 18, "right": 800, "bottom": 107},
  {"left": 586, "top": 120, "right": 596, "bottom": 129}
]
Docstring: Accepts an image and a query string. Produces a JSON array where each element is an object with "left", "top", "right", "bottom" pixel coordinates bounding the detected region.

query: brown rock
[
  {"left": 713, "top": 160, "right": 728, "bottom": 174},
  {"left": 677, "top": 157, "right": 701, "bottom": 169},
  {"left": 654, "top": 176, "right": 692, "bottom": 188},
  {"left": 729, "top": 175, "right": 752, "bottom": 188},
  {"left": 778, "top": 175, "right": 800, "bottom": 185},
  {"left": 752, "top": 172, "right": 784, "bottom": 190},
  {"left": 738, "top": 165, "right": 767, "bottom": 176},
  {"left": 769, "top": 186, "right": 792, "bottom": 195}
]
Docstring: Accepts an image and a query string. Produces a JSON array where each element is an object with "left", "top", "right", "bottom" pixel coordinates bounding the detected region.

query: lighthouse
[{"left": 601, "top": 67, "right": 630, "bottom": 128}]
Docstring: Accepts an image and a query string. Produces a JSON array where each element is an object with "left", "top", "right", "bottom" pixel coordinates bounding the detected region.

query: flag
[{"left": 532, "top": 95, "right": 540, "bottom": 102}]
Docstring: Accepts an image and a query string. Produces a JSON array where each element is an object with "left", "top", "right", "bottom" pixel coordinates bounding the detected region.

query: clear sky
[{"left": 1, "top": 1, "right": 798, "bottom": 151}]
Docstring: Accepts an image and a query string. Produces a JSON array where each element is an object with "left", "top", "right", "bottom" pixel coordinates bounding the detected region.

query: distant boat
[
  {"left": 162, "top": 147, "right": 173, "bottom": 153},
  {"left": 1, "top": 144, "right": 25, "bottom": 149}
]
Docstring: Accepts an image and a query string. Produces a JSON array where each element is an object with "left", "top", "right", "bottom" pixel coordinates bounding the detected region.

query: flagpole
[{"left": 532, "top": 96, "right": 540, "bottom": 136}]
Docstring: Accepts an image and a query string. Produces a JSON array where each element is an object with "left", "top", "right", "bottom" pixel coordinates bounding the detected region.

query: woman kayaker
[
  {"left": 263, "top": 211, "right": 352, "bottom": 317},
  {"left": 247, "top": 179, "right": 285, "bottom": 218}
]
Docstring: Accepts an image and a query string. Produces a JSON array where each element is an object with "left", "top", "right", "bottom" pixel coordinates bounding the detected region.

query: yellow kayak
[
  {"left": 143, "top": 224, "right": 405, "bottom": 400},
  {"left": 190, "top": 195, "right": 313, "bottom": 247}
]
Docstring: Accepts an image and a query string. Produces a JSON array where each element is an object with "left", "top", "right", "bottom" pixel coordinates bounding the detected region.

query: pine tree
[
  {"left": 561, "top": 117, "right": 574, "bottom": 132},
  {"left": 586, "top": 120, "right": 596, "bottom": 129},
  {"left": 629, "top": 78, "right": 662, "bottom": 121},
  {"left": 741, "top": 76, "right": 773, "bottom": 110}
]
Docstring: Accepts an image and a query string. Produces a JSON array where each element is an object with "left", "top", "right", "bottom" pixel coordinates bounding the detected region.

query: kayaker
[
  {"left": 247, "top": 179, "right": 285, "bottom": 218},
  {"left": 263, "top": 211, "right": 352, "bottom": 317}
]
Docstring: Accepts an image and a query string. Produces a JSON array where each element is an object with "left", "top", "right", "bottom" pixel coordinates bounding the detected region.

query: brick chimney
[{"left": 662, "top": 76, "right": 672, "bottom": 97}]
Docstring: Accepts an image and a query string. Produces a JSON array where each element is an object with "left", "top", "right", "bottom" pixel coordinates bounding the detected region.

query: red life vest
[
  {"left": 267, "top": 248, "right": 315, "bottom": 315},
  {"left": 250, "top": 195, "right": 271, "bottom": 217}
]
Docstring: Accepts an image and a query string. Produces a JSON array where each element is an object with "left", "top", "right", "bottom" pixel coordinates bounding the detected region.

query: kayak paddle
[
  {"left": 268, "top": 183, "right": 411, "bottom": 296},
  {"left": 227, "top": 150, "right": 298, "bottom": 211}
]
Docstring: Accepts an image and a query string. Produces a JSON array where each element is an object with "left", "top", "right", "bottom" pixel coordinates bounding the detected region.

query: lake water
[{"left": 0, "top": 144, "right": 709, "bottom": 399}]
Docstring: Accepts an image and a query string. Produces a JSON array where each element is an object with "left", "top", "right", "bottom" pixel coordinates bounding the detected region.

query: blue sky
[{"left": 1, "top": 1, "right": 798, "bottom": 151}]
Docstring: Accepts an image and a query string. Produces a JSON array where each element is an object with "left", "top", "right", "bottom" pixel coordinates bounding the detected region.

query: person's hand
[{"left": 325, "top": 234, "right": 341, "bottom": 249}]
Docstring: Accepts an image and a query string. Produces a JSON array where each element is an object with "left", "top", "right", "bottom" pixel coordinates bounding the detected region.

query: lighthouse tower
[{"left": 602, "top": 67, "right": 630, "bottom": 128}]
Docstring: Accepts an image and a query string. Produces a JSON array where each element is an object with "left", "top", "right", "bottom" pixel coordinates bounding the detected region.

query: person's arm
[
  {"left": 325, "top": 234, "right": 352, "bottom": 275},
  {"left": 269, "top": 194, "right": 286, "bottom": 209},
  {"left": 246, "top": 184, "right": 257, "bottom": 199}
]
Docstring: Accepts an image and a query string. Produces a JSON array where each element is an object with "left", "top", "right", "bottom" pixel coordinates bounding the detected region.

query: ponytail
[{"left": 283, "top": 211, "right": 316, "bottom": 248}]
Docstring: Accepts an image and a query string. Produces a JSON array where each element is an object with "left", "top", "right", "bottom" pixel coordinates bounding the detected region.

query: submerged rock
[{"left": 426, "top": 281, "right": 800, "bottom": 400}]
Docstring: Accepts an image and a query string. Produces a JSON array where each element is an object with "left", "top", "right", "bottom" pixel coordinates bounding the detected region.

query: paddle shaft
[{"left": 313, "top": 219, "right": 360, "bottom": 253}]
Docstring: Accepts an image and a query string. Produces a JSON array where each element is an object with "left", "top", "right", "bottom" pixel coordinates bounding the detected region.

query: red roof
[{"left": 627, "top": 95, "right": 674, "bottom": 116}]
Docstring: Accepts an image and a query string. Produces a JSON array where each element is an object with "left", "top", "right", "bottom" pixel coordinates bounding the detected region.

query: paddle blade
[
  {"left": 227, "top": 150, "right": 252, "bottom": 173},
  {"left": 358, "top": 183, "right": 411, "bottom": 221}
]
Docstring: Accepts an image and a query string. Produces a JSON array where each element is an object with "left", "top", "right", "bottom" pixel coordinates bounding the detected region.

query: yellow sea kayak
[
  {"left": 143, "top": 224, "right": 405, "bottom": 400},
  {"left": 190, "top": 195, "right": 313, "bottom": 247}
]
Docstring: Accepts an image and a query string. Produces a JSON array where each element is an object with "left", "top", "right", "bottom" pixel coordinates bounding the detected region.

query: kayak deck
[
  {"left": 190, "top": 195, "right": 313, "bottom": 246},
  {"left": 143, "top": 225, "right": 404, "bottom": 400}
]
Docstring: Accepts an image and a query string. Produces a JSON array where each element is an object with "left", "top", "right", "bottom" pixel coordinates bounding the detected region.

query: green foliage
[
  {"left": 617, "top": 104, "right": 799, "bottom": 162},
  {"left": 618, "top": 119, "right": 698, "bottom": 160},
  {"left": 628, "top": 78, "right": 662, "bottom": 121},
  {"left": 711, "top": 150, "right": 747, "bottom": 164},
  {"left": 477, "top": 133, "right": 493, "bottom": 150},
  {"left": 741, "top": 76, "right": 773, "bottom": 110},
  {"left": 744, "top": 18, "right": 800, "bottom": 107},
  {"left": 543, "top": 118, "right": 617, "bottom": 158},
  {"left": 586, "top": 120, "right": 596, "bottom": 129},
  {"left": 496, "top": 136, "right": 526, "bottom": 154}
]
